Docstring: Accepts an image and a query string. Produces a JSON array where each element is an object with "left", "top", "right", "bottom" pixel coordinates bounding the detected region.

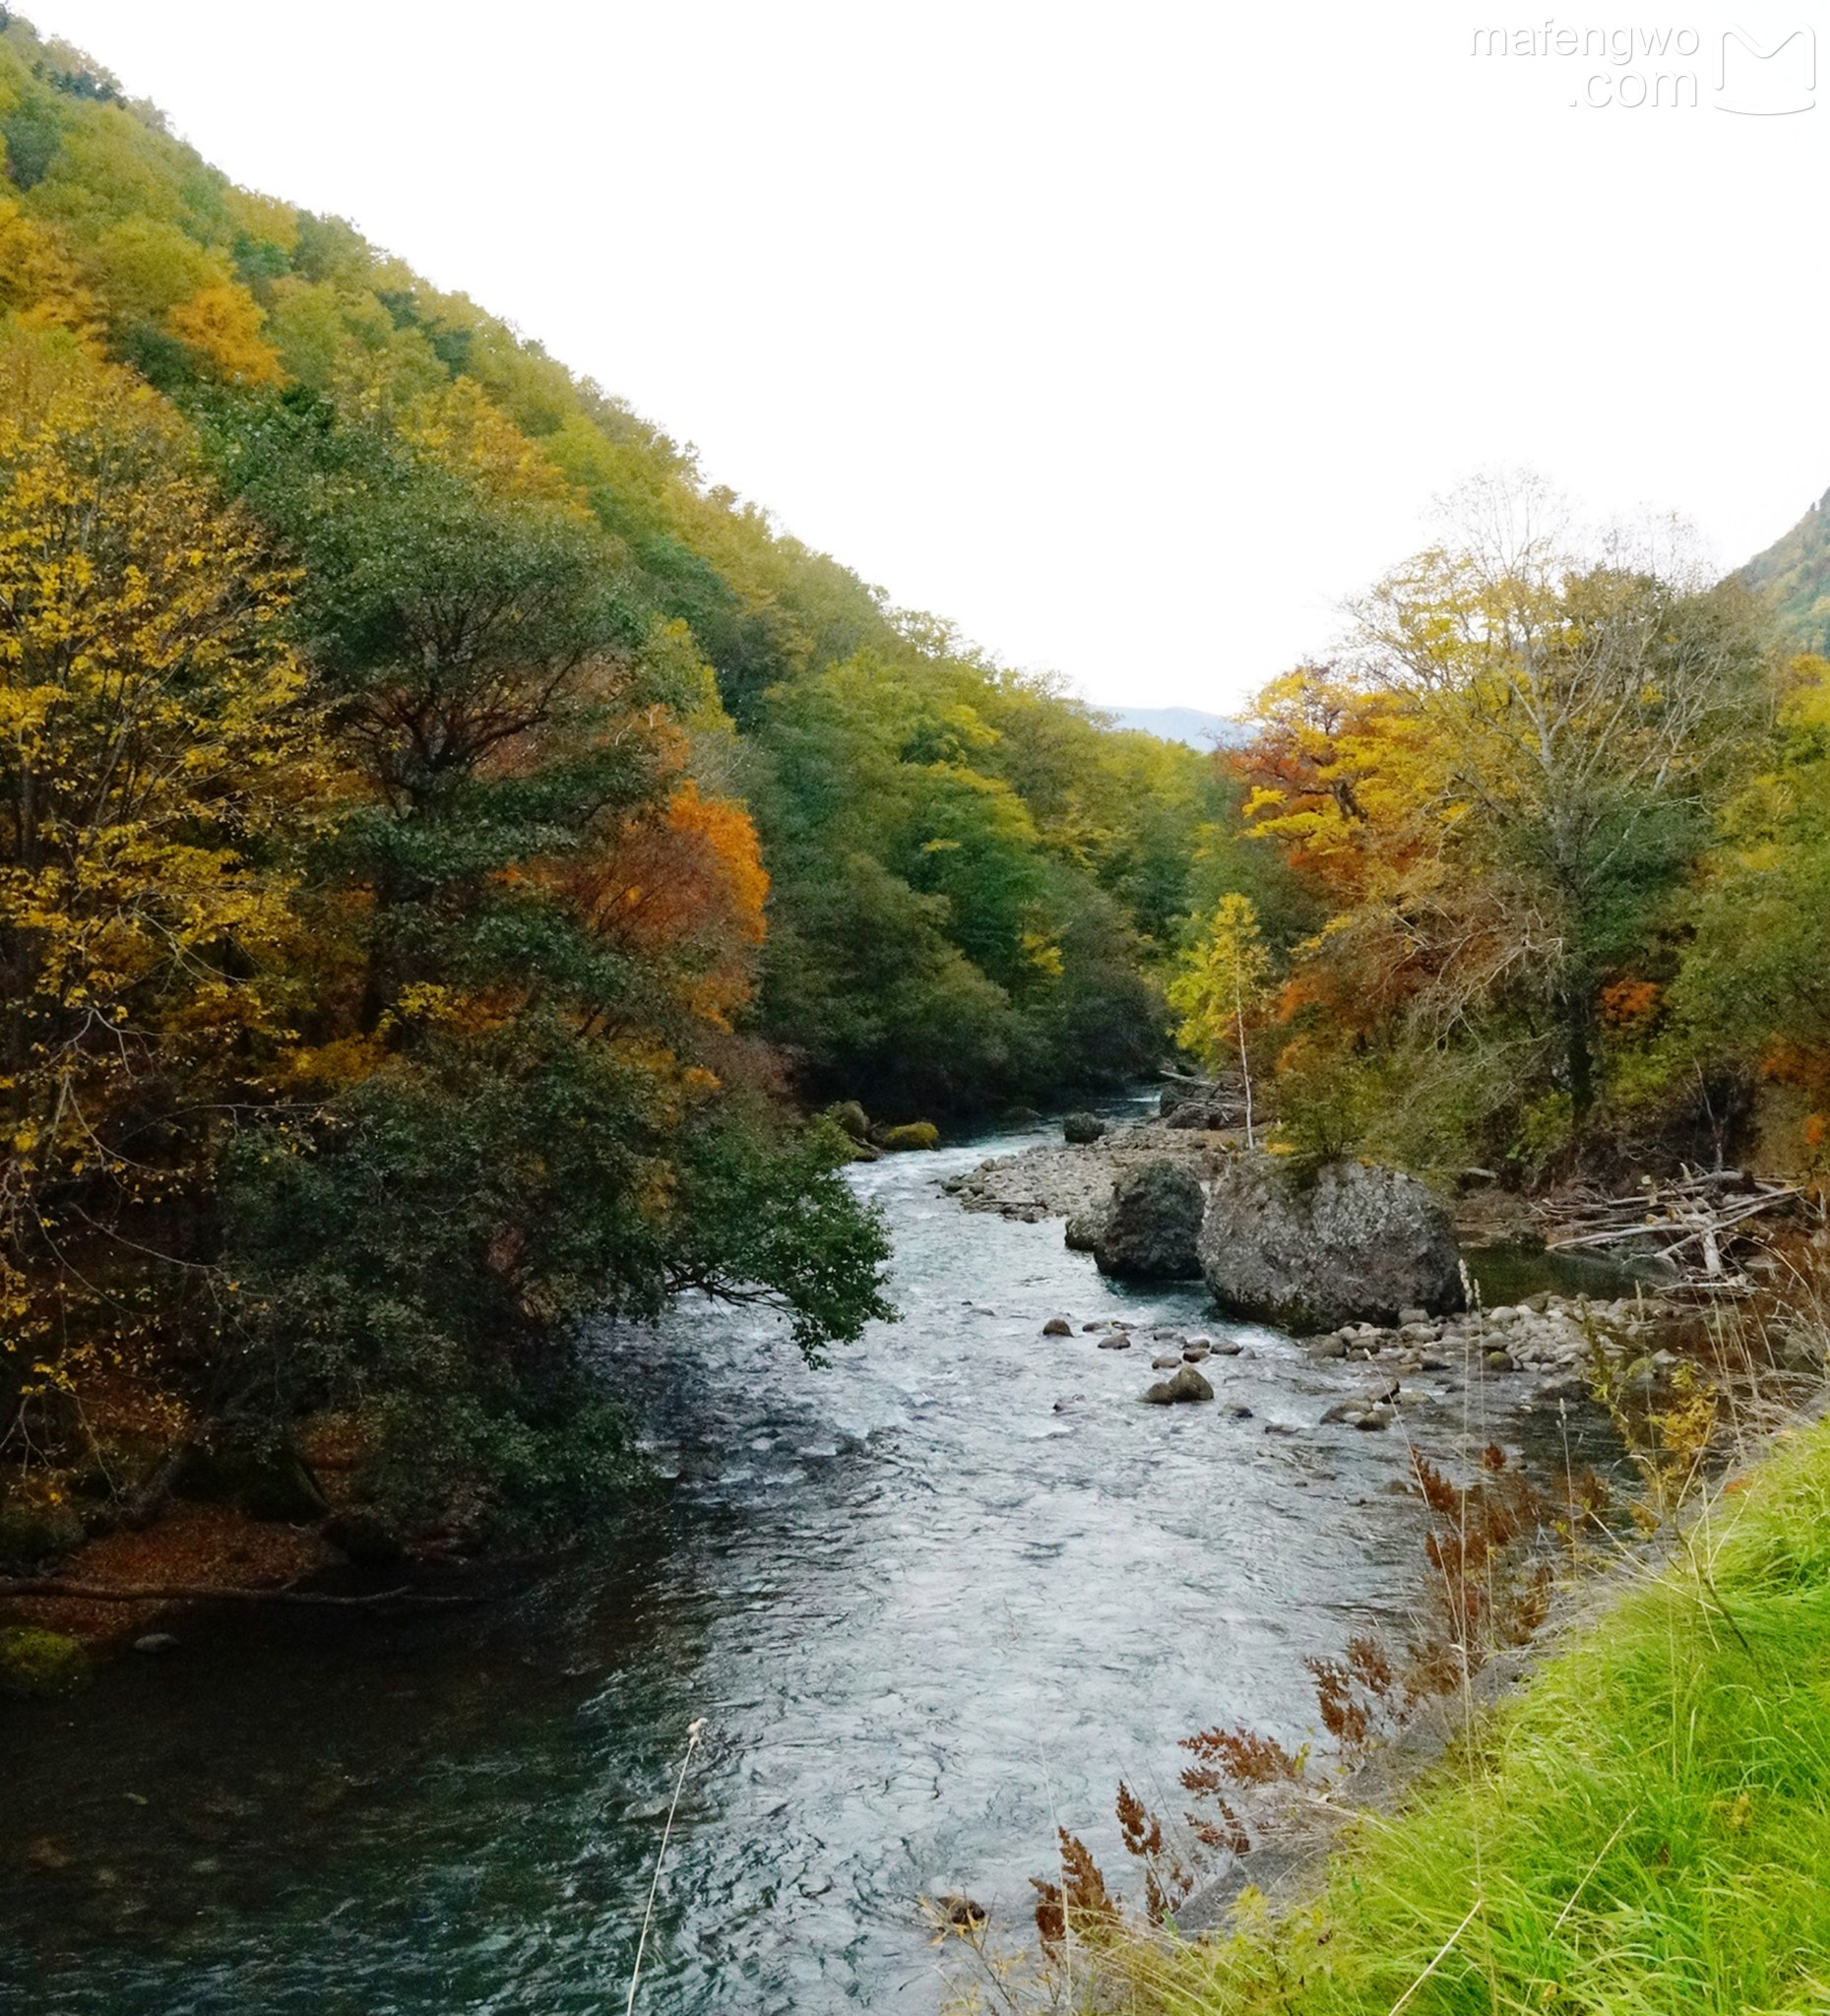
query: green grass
[{"left": 1126, "top": 1418, "right": 1830, "bottom": 2016}]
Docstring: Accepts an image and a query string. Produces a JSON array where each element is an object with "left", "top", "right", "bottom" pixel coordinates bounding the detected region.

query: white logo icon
[{"left": 1717, "top": 27, "right": 1815, "bottom": 114}]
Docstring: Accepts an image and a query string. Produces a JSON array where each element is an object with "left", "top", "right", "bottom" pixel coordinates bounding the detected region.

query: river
[{"left": 3, "top": 1105, "right": 1607, "bottom": 2014}]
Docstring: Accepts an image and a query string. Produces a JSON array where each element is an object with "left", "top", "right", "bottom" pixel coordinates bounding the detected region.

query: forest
[
  {"left": 0, "top": 13, "right": 1260, "bottom": 1550},
  {"left": 0, "top": 5, "right": 1825, "bottom": 1571}
]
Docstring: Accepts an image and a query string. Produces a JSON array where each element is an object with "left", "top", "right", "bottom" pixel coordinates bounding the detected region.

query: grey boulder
[
  {"left": 1094, "top": 1158, "right": 1206, "bottom": 1282},
  {"left": 1198, "top": 1155, "right": 1464, "bottom": 1335}
]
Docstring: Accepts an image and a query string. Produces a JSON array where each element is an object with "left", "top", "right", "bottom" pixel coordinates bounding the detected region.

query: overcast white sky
[{"left": 20, "top": 2, "right": 1830, "bottom": 710}]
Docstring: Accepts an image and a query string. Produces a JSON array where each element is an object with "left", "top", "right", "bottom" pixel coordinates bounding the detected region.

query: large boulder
[
  {"left": 1198, "top": 1155, "right": 1464, "bottom": 1333},
  {"left": 1094, "top": 1159, "right": 1206, "bottom": 1281}
]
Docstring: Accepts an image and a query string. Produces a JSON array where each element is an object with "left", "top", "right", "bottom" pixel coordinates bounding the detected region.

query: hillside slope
[
  {"left": 1741, "top": 484, "right": 1830, "bottom": 653},
  {"left": 0, "top": 10, "right": 1279, "bottom": 1115}
]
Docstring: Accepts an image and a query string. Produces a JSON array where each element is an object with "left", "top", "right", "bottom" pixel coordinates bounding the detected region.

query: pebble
[{"left": 132, "top": 1633, "right": 179, "bottom": 1656}]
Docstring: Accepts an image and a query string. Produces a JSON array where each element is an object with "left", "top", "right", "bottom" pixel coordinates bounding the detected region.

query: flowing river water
[{"left": 3, "top": 1106, "right": 1612, "bottom": 2014}]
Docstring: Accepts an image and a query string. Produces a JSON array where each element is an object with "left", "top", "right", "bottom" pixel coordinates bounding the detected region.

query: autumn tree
[
  {"left": 1167, "top": 894, "right": 1272, "bottom": 1143},
  {"left": 0, "top": 327, "right": 308, "bottom": 1444}
]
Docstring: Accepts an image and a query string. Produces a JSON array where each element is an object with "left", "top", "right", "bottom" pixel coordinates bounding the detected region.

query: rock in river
[
  {"left": 1143, "top": 1364, "right": 1215, "bottom": 1405},
  {"left": 1197, "top": 1154, "right": 1464, "bottom": 1335},
  {"left": 1094, "top": 1158, "right": 1206, "bottom": 1282}
]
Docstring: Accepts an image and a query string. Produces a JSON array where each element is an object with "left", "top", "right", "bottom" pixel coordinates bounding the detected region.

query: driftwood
[
  {"left": 1537, "top": 1172, "right": 1804, "bottom": 1285},
  {"left": 0, "top": 1577, "right": 487, "bottom": 1607}
]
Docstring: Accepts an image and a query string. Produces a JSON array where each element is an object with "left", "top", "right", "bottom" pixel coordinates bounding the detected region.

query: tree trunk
[{"left": 1564, "top": 990, "right": 1597, "bottom": 1125}]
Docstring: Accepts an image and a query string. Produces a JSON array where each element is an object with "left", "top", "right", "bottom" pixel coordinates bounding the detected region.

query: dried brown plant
[{"left": 1030, "top": 1828, "right": 1120, "bottom": 1953}]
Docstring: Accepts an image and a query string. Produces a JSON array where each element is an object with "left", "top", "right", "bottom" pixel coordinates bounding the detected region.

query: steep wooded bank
[
  {"left": 0, "top": 13, "right": 1290, "bottom": 1566},
  {"left": 4, "top": 7, "right": 1829, "bottom": 1604}
]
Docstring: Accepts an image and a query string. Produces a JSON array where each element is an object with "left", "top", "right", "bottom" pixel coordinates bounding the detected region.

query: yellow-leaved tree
[
  {"left": 1167, "top": 893, "right": 1272, "bottom": 1145},
  {"left": 0, "top": 326, "right": 311, "bottom": 1450}
]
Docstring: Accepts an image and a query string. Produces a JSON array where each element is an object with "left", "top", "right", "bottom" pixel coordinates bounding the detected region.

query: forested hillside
[
  {"left": 0, "top": 14, "right": 1258, "bottom": 1117},
  {"left": 0, "top": 12, "right": 1296, "bottom": 1549},
  {"left": 1743, "top": 483, "right": 1830, "bottom": 654}
]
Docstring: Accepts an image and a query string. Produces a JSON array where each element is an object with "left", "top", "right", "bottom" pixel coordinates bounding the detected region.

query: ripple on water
[{"left": 2, "top": 1102, "right": 1546, "bottom": 2015}]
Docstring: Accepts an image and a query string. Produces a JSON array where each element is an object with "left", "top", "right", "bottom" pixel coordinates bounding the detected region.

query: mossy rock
[
  {"left": 0, "top": 1496, "right": 86, "bottom": 1568},
  {"left": 873, "top": 1122, "right": 939, "bottom": 1152},
  {"left": 824, "top": 1101, "right": 871, "bottom": 1142},
  {"left": 0, "top": 1626, "right": 91, "bottom": 1697}
]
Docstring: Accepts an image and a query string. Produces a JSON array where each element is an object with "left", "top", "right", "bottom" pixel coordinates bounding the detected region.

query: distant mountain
[
  {"left": 1742, "top": 486, "right": 1830, "bottom": 654},
  {"left": 1095, "top": 705, "right": 1245, "bottom": 750}
]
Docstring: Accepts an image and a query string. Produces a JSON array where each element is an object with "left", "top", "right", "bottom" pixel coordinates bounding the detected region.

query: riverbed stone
[
  {"left": 1041, "top": 1317, "right": 1073, "bottom": 1337},
  {"left": 1143, "top": 1365, "right": 1215, "bottom": 1404},
  {"left": 1097, "top": 1334, "right": 1133, "bottom": 1350},
  {"left": 1093, "top": 1158, "right": 1206, "bottom": 1281},
  {"left": 1062, "top": 1111, "right": 1107, "bottom": 1144},
  {"left": 1197, "top": 1154, "right": 1465, "bottom": 1334}
]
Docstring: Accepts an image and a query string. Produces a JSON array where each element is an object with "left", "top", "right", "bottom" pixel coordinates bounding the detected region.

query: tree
[
  {"left": 1346, "top": 479, "right": 1771, "bottom": 1125},
  {"left": 1168, "top": 894, "right": 1272, "bottom": 1144},
  {"left": 0, "top": 327, "right": 308, "bottom": 1443}
]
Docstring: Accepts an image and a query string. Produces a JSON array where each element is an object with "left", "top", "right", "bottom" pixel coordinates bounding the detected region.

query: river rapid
[{"left": 3, "top": 1106, "right": 1598, "bottom": 2014}]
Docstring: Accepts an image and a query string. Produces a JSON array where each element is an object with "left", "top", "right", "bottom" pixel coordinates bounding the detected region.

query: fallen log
[{"left": 0, "top": 1577, "right": 486, "bottom": 1607}]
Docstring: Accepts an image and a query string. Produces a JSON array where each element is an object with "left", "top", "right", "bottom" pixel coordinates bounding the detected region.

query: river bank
[
  {"left": 1044, "top": 1393, "right": 1830, "bottom": 2016},
  {"left": 918, "top": 1115, "right": 1830, "bottom": 2014}
]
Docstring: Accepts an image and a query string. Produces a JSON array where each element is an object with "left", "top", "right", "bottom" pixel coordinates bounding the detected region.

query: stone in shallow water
[
  {"left": 1142, "top": 1364, "right": 1214, "bottom": 1405},
  {"left": 1094, "top": 1158, "right": 1206, "bottom": 1281},
  {"left": 1041, "top": 1317, "right": 1073, "bottom": 1337},
  {"left": 1097, "top": 1335, "right": 1133, "bottom": 1351}
]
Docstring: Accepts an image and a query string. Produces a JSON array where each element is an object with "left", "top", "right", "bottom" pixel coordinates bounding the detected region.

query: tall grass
[{"left": 1100, "top": 1411, "right": 1830, "bottom": 2015}]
